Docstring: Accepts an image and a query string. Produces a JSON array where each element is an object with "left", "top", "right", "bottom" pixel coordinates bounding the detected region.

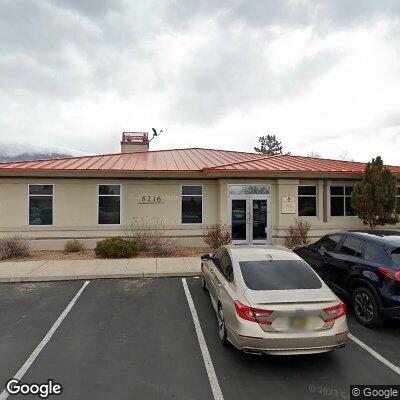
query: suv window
[
  {"left": 364, "top": 242, "right": 387, "bottom": 264},
  {"left": 340, "top": 236, "right": 363, "bottom": 258},
  {"left": 316, "top": 234, "right": 341, "bottom": 254},
  {"left": 390, "top": 248, "right": 400, "bottom": 266}
]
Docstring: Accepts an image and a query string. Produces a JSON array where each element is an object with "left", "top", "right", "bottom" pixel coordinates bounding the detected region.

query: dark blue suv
[{"left": 294, "top": 231, "right": 400, "bottom": 327}]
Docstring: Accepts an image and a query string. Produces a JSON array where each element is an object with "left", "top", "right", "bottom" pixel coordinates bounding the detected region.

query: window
[
  {"left": 339, "top": 236, "right": 363, "bottom": 258},
  {"left": 228, "top": 185, "right": 270, "bottom": 195},
  {"left": 396, "top": 187, "right": 400, "bottom": 213},
  {"left": 181, "top": 186, "right": 202, "bottom": 223},
  {"left": 98, "top": 185, "right": 121, "bottom": 224},
  {"left": 316, "top": 234, "right": 341, "bottom": 254},
  {"left": 364, "top": 242, "right": 389, "bottom": 264},
  {"left": 330, "top": 186, "right": 356, "bottom": 216},
  {"left": 298, "top": 186, "right": 317, "bottom": 216},
  {"left": 220, "top": 249, "right": 234, "bottom": 282},
  {"left": 239, "top": 260, "right": 322, "bottom": 290},
  {"left": 29, "top": 185, "right": 53, "bottom": 226},
  {"left": 390, "top": 248, "right": 400, "bottom": 266}
]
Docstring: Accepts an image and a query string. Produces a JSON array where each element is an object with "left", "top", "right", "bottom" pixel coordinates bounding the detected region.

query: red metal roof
[
  {"left": 0, "top": 149, "right": 399, "bottom": 175},
  {"left": 204, "top": 154, "right": 400, "bottom": 175},
  {"left": 0, "top": 148, "right": 264, "bottom": 172}
]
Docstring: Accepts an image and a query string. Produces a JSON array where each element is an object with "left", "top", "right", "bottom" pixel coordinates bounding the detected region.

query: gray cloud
[
  {"left": 171, "top": 32, "right": 339, "bottom": 125},
  {"left": 0, "top": 0, "right": 399, "bottom": 155},
  {"left": 167, "top": 0, "right": 400, "bottom": 30}
]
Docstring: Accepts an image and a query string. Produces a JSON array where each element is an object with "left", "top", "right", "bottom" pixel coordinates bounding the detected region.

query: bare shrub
[
  {"left": 0, "top": 236, "right": 31, "bottom": 260},
  {"left": 284, "top": 218, "right": 312, "bottom": 249},
  {"left": 203, "top": 224, "right": 232, "bottom": 250},
  {"left": 64, "top": 239, "right": 86, "bottom": 253},
  {"left": 148, "top": 237, "right": 177, "bottom": 257},
  {"left": 127, "top": 217, "right": 177, "bottom": 257}
]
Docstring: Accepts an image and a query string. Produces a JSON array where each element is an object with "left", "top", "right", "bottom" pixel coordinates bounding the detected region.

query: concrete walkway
[{"left": 0, "top": 257, "right": 201, "bottom": 283}]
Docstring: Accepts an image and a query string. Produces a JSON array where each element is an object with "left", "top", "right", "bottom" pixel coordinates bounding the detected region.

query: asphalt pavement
[{"left": 0, "top": 278, "right": 399, "bottom": 400}]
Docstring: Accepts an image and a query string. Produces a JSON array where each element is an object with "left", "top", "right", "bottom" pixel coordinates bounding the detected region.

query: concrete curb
[{"left": 0, "top": 271, "right": 201, "bottom": 283}]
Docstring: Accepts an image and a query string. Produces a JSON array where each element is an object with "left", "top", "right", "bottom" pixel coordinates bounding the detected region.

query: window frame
[
  {"left": 330, "top": 185, "right": 356, "bottom": 217},
  {"left": 337, "top": 235, "right": 365, "bottom": 259},
  {"left": 181, "top": 184, "right": 204, "bottom": 225},
  {"left": 314, "top": 233, "right": 343, "bottom": 254},
  {"left": 298, "top": 185, "right": 317, "bottom": 217},
  {"left": 97, "top": 184, "right": 122, "bottom": 226},
  {"left": 28, "top": 184, "right": 54, "bottom": 227},
  {"left": 396, "top": 186, "right": 400, "bottom": 213},
  {"left": 218, "top": 248, "right": 234, "bottom": 282}
]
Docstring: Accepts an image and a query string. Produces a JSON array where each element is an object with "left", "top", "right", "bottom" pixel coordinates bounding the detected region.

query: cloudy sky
[{"left": 1, "top": 0, "right": 400, "bottom": 163}]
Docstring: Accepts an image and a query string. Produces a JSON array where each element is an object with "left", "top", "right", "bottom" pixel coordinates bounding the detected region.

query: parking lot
[{"left": 0, "top": 277, "right": 399, "bottom": 400}]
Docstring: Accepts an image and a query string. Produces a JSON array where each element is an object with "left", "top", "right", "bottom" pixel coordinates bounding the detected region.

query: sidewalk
[{"left": 0, "top": 257, "right": 201, "bottom": 283}]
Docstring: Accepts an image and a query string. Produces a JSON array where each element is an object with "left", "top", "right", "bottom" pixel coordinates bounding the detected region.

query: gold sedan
[{"left": 201, "top": 245, "right": 348, "bottom": 355}]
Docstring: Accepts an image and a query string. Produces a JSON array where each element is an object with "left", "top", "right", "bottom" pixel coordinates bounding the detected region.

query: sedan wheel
[
  {"left": 217, "top": 306, "right": 228, "bottom": 346},
  {"left": 202, "top": 276, "right": 208, "bottom": 291},
  {"left": 352, "top": 287, "right": 384, "bottom": 328}
]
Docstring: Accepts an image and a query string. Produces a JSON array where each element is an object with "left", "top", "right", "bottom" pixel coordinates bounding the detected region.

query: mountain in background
[
  {"left": 0, "top": 152, "right": 71, "bottom": 163},
  {"left": 0, "top": 141, "right": 86, "bottom": 163}
]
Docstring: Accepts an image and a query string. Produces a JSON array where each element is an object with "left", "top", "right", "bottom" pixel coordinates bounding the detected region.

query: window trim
[
  {"left": 298, "top": 185, "right": 317, "bottom": 217},
  {"left": 180, "top": 184, "right": 204, "bottom": 225},
  {"left": 338, "top": 235, "right": 365, "bottom": 259},
  {"left": 97, "top": 184, "right": 122, "bottom": 226},
  {"left": 314, "top": 233, "right": 343, "bottom": 254},
  {"left": 330, "top": 185, "right": 356, "bottom": 217},
  {"left": 28, "top": 184, "right": 54, "bottom": 227}
]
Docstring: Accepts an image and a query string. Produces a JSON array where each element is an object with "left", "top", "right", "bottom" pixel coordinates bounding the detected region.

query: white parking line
[
  {"left": 0, "top": 280, "right": 90, "bottom": 400},
  {"left": 182, "top": 278, "right": 224, "bottom": 400},
  {"left": 348, "top": 333, "right": 400, "bottom": 375}
]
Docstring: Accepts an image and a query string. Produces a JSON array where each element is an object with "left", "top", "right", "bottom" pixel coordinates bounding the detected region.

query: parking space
[
  {"left": 0, "top": 281, "right": 84, "bottom": 388},
  {"left": 1, "top": 277, "right": 399, "bottom": 400}
]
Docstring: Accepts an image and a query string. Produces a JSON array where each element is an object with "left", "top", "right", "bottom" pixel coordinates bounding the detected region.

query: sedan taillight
[
  {"left": 234, "top": 301, "right": 273, "bottom": 325},
  {"left": 378, "top": 267, "right": 400, "bottom": 282},
  {"left": 323, "top": 303, "right": 347, "bottom": 323}
]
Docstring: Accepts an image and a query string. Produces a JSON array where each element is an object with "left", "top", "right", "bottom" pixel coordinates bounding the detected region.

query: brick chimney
[{"left": 120, "top": 132, "right": 149, "bottom": 153}]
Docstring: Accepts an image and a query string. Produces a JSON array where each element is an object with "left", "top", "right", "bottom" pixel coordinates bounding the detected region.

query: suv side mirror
[{"left": 201, "top": 254, "right": 211, "bottom": 261}]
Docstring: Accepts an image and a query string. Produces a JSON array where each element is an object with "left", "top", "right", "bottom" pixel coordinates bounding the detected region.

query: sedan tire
[
  {"left": 202, "top": 275, "right": 208, "bottom": 291},
  {"left": 217, "top": 306, "right": 229, "bottom": 346},
  {"left": 351, "top": 286, "right": 385, "bottom": 328}
]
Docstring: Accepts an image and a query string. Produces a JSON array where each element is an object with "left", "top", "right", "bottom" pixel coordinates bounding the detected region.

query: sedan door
[
  {"left": 211, "top": 249, "right": 237, "bottom": 331},
  {"left": 206, "top": 248, "right": 225, "bottom": 311}
]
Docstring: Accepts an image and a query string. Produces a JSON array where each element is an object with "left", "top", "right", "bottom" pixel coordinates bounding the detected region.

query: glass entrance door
[
  {"left": 231, "top": 196, "right": 248, "bottom": 244},
  {"left": 251, "top": 196, "right": 267, "bottom": 244},
  {"left": 230, "top": 195, "right": 270, "bottom": 245}
]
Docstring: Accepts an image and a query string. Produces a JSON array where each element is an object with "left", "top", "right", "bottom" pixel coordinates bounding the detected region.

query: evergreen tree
[
  {"left": 351, "top": 156, "right": 399, "bottom": 228},
  {"left": 254, "top": 135, "right": 290, "bottom": 155}
]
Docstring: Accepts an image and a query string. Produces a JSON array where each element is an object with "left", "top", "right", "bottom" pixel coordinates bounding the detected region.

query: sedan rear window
[
  {"left": 239, "top": 260, "right": 322, "bottom": 291},
  {"left": 391, "top": 248, "right": 400, "bottom": 266}
]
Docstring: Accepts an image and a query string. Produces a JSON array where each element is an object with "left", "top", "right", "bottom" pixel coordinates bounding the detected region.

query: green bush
[{"left": 94, "top": 237, "right": 138, "bottom": 258}]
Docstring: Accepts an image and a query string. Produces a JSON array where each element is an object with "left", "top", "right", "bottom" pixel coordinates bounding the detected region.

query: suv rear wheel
[{"left": 351, "top": 286, "right": 385, "bottom": 328}]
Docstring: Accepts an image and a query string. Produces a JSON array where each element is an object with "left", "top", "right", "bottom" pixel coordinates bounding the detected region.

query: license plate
[{"left": 289, "top": 317, "right": 308, "bottom": 330}]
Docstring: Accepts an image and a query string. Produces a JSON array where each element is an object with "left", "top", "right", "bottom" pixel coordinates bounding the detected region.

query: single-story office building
[{"left": 0, "top": 132, "right": 399, "bottom": 250}]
